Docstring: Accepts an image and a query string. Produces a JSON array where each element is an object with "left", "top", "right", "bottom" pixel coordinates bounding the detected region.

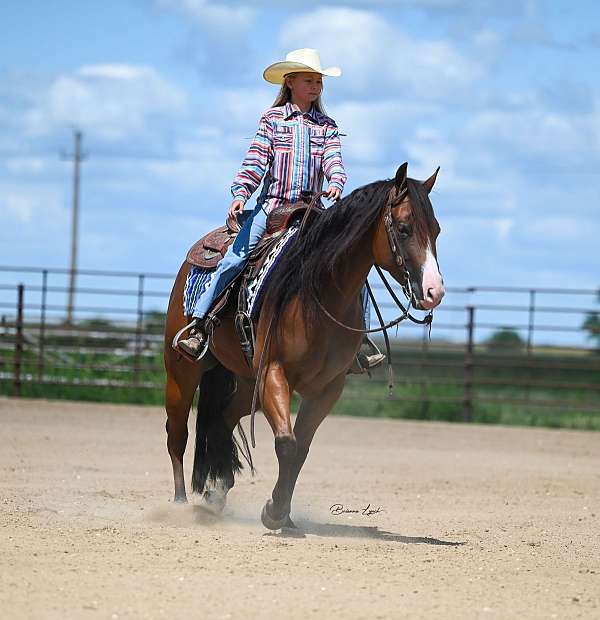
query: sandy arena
[{"left": 1, "top": 397, "right": 598, "bottom": 619}]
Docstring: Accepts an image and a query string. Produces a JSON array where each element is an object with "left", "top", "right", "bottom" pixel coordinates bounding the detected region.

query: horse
[{"left": 163, "top": 162, "right": 444, "bottom": 529}]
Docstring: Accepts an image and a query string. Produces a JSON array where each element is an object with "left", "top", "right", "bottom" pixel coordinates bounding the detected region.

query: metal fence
[{"left": 1, "top": 265, "right": 599, "bottom": 422}]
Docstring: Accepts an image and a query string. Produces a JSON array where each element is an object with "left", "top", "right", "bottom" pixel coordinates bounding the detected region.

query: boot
[
  {"left": 357, "top": 350, "right": 386, "bottom": 370},
  {"left": 178, "top": 319, "right": 208, "bottom": 359},
  {"left": 363, "top": 335, "right": 386, "bottom": 369},
  {"left": 348, "top": 336, "right": 386, "bottom": 374}
]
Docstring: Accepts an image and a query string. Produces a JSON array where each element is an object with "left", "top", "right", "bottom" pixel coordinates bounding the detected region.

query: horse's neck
[{"left": 325, "top": 226, "right": 375, "bottom": 309}]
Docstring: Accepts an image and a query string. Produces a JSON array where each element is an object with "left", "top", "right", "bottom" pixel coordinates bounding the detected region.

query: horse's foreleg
[
  {"left": 260, "top": 361, "right": 296, "bottom": 529},
  {"left": 164, "top": 356, "right": 202, "bottom": 503},
  {"left": 282, "top": 374, "right": 347, "bottom": 524}
]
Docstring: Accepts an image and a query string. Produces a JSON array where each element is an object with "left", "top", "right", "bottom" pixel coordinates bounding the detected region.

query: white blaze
[{"left": 421, "top": 242, "right": 444, "bottom": 306}]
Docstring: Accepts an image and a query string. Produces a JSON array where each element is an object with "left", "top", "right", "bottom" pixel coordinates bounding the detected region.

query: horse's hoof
[
  {"left": 204, "top": 488, "right": 227, "bottom": 514},
  {"left": 174, "top": 494, "right": 188, "bottom": 504},
  {"left": 284, "top": 515, "right": 297, "bottom": 529},
  {"left": 261, "top": 499, "right": 289, "bottom": 530}
]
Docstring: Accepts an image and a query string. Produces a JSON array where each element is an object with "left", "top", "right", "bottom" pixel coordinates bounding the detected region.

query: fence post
[
  {"left": 463, "top": 306, "right": 475, "bottom": 422},
  {"left": 14, "top": 284, "right": 24, "bottom": 397},
  {"left": 134, "top": 274, "right": 145, "bottom": 385},
  {"left": 527, "top": 289, "right": 536, "bottom": 355},
  {"left": 38, "top": 269, "right": 48, "bottom": 381}
]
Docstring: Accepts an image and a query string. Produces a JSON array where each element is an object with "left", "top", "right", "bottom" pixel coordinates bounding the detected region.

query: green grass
[{"left": 2, "top": 342, "right": 599, "bottom": 430}]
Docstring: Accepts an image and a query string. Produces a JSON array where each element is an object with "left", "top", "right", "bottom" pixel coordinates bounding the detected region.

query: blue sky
[{"left": 1, "top": 0, "right": 599, "bottom": 342}]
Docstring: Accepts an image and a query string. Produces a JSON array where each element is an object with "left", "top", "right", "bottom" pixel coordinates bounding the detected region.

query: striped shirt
[{"left": 230, "top": 102, "right": 347, "bottom": 213}]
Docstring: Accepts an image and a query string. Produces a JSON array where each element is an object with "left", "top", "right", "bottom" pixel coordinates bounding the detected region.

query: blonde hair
[{"left": 271, "top": 73, "right": 326, "bottom": 114}]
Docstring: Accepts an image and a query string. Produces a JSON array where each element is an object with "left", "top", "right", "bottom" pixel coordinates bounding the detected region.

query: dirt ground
[{"left": 1, "top": 397, "right": 599, "bottom": 619}]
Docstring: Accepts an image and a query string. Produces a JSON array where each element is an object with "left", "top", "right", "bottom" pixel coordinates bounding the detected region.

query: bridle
[
  {"left": 382, "top": 186, "right": 414, "bottom": 300},
  {"left": 314, "top": 184, "right": 434, "bottom": 334}
]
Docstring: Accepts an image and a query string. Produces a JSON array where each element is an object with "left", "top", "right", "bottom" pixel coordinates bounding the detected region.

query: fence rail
[{"left": 1, "top": 266, "right": 599, "bottom": 425}]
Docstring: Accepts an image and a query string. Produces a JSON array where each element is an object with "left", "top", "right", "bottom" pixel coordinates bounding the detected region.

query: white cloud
[
  {"left": 279, "top": 7, "right": 483, "bottom": 99},
  {"left": 332, "top": 100, "right": 441, "bottom": 165},
  {"left": 218, "top": 87, "right": 273, "bottom": 127},
  {"left": 78, "top": 64, "right": 156, "bottom": 81},
  {"left": 524, "top": 216, "right": 586, "bottom": 242},
  {"left": 402, "top": 128, "right": 494, "bottom": 198},
  {"left": 465, "top": 107, "right": 593, "bottom": 156},
  {"left": 4, "top": 157, "right": 49, "bottom": 175},
  {"left": 5, "top": 196, "right": 35, "bottom": 224},
  {"left": 155, "top": 0, "right": 256, "bottom": 34},
  {"left": 24, "top": 64, "right": 187, "bottom": 141},
  {"left": 0, "top": 184, "right": 67, "bottom": 232},
  {"left": 460, "top": 85, "right": 600, "bottom": 166},
  {"left": 493, "top": 217, "right": 514, "bottom": 240}
]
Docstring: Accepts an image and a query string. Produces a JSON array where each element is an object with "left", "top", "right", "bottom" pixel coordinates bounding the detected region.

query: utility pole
[{"left": 63, "top": 130, "right": 86, "bottom": 325}]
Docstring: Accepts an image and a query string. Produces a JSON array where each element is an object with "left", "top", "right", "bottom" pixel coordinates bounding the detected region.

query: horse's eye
[{"left": 398, "top": 223, "right": 411, "bottom": 239}]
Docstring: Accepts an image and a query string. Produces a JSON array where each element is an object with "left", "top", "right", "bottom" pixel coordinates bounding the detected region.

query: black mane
[{"left": 259, "top": 177, "right": 435, "bottom": 334}]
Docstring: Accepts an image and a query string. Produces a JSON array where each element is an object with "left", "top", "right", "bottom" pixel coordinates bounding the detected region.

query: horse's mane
[{"left": 259, "top": 176, "right": 435, "bottom": 334}]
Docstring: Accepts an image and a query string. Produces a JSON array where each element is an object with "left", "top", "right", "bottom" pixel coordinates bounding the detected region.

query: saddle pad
[
  {"left": 182, "top": 226, "right": 299, "bottom": 319},
  {"left": 183, "top": 266, "right": 215, "bottom": 317},
  {"left": 246, "top": 226, "right": 298, "bottom": 318}
]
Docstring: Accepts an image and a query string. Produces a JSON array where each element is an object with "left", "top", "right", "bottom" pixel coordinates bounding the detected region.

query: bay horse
[{"left": 163, "top": 162, "right": 444, "bottom": 529}]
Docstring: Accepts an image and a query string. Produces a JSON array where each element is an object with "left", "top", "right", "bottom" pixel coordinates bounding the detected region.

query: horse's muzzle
[{"left": 418, "top": 285, "right": 445, "bottom": 310}]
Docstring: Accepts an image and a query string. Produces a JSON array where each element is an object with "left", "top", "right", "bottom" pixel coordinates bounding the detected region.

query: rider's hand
[
  {"left": 228, "top": 199, "right": 245, "bottom": 219},
  {"left": 324, "top": 186, "right": 342, "bottom": 202}
]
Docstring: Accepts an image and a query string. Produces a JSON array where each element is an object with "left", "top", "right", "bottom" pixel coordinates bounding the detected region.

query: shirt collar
[{"left": 284, "top": 102, "right": 322, "bottom": 123}]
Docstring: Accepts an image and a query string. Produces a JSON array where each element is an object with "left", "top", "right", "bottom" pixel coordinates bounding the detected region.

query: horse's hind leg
[
  {"left": 165, "top": 352, "right": 203, "bottom": 503},
  {"left": 201, "top": 376, "right": 255, "bottom": 513}
]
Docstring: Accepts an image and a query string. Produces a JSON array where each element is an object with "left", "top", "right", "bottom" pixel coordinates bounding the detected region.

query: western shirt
[{"left": 230, "top": 102, "right": 347, "bottom": 213}]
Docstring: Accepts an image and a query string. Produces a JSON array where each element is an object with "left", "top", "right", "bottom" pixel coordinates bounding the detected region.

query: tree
[
  {"left": 485, "top": 327, "right": 525, "bottom": 353},
  {"left": 582, "top": 291, "right": 600, "bottom": 351}
]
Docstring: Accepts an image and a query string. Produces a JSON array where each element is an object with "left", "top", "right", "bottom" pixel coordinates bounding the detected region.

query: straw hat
[{"left": 263, "top": 48, "right": 342, "bottom": 85}]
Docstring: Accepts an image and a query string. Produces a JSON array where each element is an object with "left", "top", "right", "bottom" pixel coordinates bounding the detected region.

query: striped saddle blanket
[{"left": 183, "top": 226, "right": 298, "bottom": 319}]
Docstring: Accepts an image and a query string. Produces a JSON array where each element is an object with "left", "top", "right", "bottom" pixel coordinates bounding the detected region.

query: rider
[{"left": 179, "top": 48, "right": 384, "bottom": 370}]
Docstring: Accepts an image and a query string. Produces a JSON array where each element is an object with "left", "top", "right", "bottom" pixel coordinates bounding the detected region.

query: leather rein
[
  {"left": 309, "top": 186, "right": 434, "bottom": 334},
  {"left": 247, "top": 187, "right": 434, "bottom": 448},
  {"left": 307, "top": 186, "right": 434, "bottom": 396}
]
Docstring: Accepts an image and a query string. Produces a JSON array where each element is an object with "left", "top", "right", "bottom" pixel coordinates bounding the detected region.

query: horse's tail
[{"left": 192, "top": 363, "right": 243, "bottom": 495}]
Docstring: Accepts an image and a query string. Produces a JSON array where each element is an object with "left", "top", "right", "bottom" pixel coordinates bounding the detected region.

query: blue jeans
[{"left": 192, "top": 204, "right": 268, "bottom": 319}]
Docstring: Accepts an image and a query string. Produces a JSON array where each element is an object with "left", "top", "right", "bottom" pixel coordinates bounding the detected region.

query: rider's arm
[
  {"left": 322, "top": 125, "right": 347, "bottom": 193},
  {"left": 230, "top": 113, "right": 274, "bottom": 204}
]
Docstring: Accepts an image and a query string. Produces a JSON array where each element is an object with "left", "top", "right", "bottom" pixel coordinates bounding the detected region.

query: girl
[{"left": 179, "top": 48, "right": 383, "bottom": 370}]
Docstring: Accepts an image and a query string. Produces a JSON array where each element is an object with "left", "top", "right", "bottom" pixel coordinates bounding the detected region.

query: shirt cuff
[
  {"left": 327, "top": 180, "right": 345, "bottom": 192},
  {"left": 232, "top": 194, "right": 248, "bottom": 204}
]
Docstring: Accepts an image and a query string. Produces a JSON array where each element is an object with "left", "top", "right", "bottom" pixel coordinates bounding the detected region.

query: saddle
[
  {"left": 181, "top": 195, "right": 323, "bottom": 366},
  {"left": 186, "top": 196, "right": 321, "bottom": 270},
  {"left": 185, "top": 211, "right": 249, "bottom": 270}
]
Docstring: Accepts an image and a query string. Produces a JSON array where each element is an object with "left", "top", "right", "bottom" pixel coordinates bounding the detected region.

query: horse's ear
[
  {"left": 422, "top": 166, "right": 440, "bottom": 194},
  {"left": 394, "top": 162, "right": 408, "bottom": 190}
]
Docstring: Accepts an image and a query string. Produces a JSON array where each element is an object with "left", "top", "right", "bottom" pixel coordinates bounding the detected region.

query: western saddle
[
  {"left": 179, "top": 195, "right": 323, "bottom": 365},
  {"left": 186, "top": 197, "right": 321, "bottom": 271}
]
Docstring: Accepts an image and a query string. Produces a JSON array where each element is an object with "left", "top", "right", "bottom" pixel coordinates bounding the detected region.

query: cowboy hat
[{"left": 263, "top": 48, "right": 342, "bottom": 84}]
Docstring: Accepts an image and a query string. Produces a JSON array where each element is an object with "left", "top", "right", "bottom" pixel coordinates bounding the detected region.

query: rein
[
  {"left": 310, "top": 185, "right": 434, "bottom": 394},
  {"left": 312, "top": 186, "right": 434, "bottom": 335},
  {"left": 247, "top": 185, "right": 434, "bottom": 445},
  {"left": 304, "top": 187, "right": 434, "bottom": 332}
]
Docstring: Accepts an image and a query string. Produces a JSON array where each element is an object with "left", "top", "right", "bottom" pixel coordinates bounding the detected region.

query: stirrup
[
  {"left": 172, "top": 318, "right": 210, "bottom": 362},
  {"left": 361, "top": 352, "right": 386, "bottom": 369},
  {"left": 348, "top": 343, "right": 386, "bottom": 375}
]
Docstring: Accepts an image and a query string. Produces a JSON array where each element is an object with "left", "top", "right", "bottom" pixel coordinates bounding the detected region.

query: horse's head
[{"left": 373, "top": 162, "right": 444, "bottom": 310}]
